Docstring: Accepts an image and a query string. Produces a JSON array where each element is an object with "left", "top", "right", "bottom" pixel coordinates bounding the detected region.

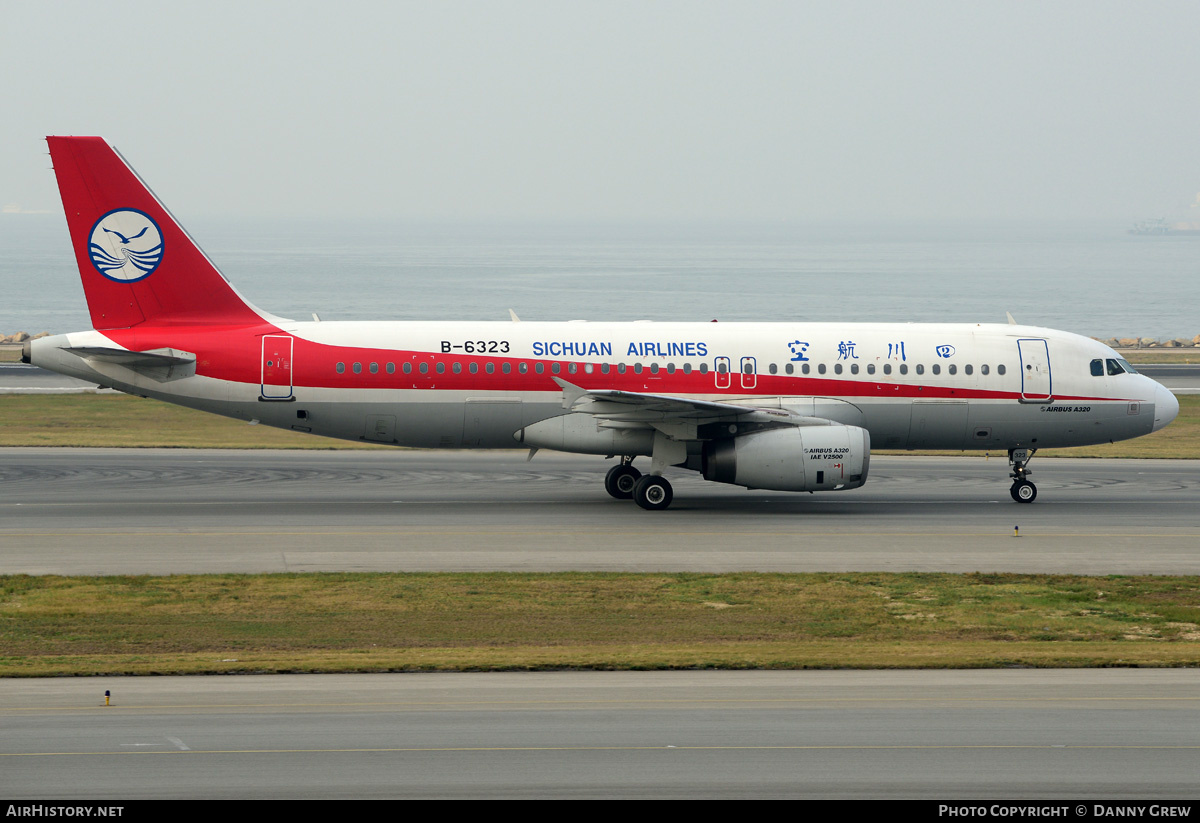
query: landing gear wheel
[
  {"left": 1010, "top": 480, "right": 1037, "bottom": 504},
  {"left": 633, "top": 475, "right": 673, "bottom": 511},
  {"left": 604, "top": 464, "right": 642, "bottom": 500}
]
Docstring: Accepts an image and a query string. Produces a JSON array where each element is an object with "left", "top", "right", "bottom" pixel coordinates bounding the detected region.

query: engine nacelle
[
  {"left": 702, "top": 425, "right": 870, "bottom": 492},
  {"left": 518, "top": 412, "right": 655, "bottom": 455}
]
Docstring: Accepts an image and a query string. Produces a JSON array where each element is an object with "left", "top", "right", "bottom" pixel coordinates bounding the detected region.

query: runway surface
[
  {"left": 0, "top": 363, "right": 110, "bottom": 393},
  {"left": 2, "top": 449, "right": 1199, "bottom": 574},
  {"left": 1135, "top": 363, "right": 1200, "bottom": 394},
  {"left": 3, "top": 670, "right": 1198, "bottom": 799}
]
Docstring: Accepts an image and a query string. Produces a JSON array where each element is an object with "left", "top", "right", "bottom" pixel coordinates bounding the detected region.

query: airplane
[{"left": 23, "top": 136, "right": 1179, "bottom": 510}]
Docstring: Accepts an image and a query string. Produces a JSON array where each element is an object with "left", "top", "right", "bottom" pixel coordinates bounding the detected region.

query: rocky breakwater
[
  {"left": 1101, "top": 335, "right": 1200, "bottom": 349},
  {"left": 1, "top": 332, "right": 52, "bottom": 345}
]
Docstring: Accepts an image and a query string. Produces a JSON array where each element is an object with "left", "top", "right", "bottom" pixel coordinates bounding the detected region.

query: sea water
[{"left": 2, "top": 215, "right": 1196, "bottom": 340}]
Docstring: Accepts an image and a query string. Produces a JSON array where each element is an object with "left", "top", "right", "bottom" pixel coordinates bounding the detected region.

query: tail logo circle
[{"left": 88, "top": 209, "right": 164, "bottom": 282}]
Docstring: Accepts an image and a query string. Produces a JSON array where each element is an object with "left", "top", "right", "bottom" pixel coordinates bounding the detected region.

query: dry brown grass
[{"left": 3, "top": 572, "right": 1198, "bottom": 676}]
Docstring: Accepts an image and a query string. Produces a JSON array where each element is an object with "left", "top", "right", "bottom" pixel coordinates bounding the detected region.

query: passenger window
[
  {"left": 949, "top": 364, "right": 957, "bottom": 375},
  {"left": 534, "top": 363, "right": 543, "bottom": 374},
  {"left": 436, "top": 362, "right": 445, "bottom": 374},
  {"left": 666, "top": 363, "right": 675, "bottom": 374},
  {"left": 769, "top": 363, "right": 778, "bottom": 375},
  {"left": 568, "top": 363, "right": 578, "bottom": 374},
  {"left": 883, "top": 364, "right": 892, "bottom": 375},
  {"left": 834, "top": 363, "right": 843, "bottom": 374},
  {"left": 470, "top": 363, "right": 479, "bottom": 374},
  {"left": 867, "top": 364, "right": 875, "bottom": 375},
  {"left": 997, "top": 364, "right": 1006, "bottom": 375},
  {"left": 353, "top": 362, "right": 363, "bottom": 374},
  {"left": 650, "top": 363, "right": 659, "bottom": 374},
  {"left": 369, "top": 362, "right": 379, "bottom": 374},
  {"left": 584, "top": 363, "right": 593, "bottom": 374},
  {"left": 486, "top": 363, "right": 495, "bottom": 374},
  {"left": 599, "top": 363, "right": 608, "bottom": 374},
  {"left": 818, "top": 364, "right": 827, "bottom": 374},
  {"left": 932, "top": 364, "right": 940, "bottom": 375},
  {"left": 453, "top": 363, "right": 462, "bottom": 374},
  {"left": 403, "top": 363, "right": 412, "bottom": 374},
  {"left": 683, "top": 364, "right": 692, "bottom": 374},
  {"left": 802, "top": 363, "right": 811, "bottom": 375},
  {"left": 634, "top": 364, "right": 643, "bottom": 374},
  {"left": 519, "top": 362, "right": 529, "bottom": 374},
  {"left": 785, "top": 363, "right": 794, "bottom": 375},
  {"left": 981, "top": 364, "right": 989, "bottom": 375},
  {"left": 915, "top": 364, "right": 924, "bottom": 375},
  {"left": 336, "top": 362, "right": 345, "bottom": 374},
  {"left": 502, "top": 363, "right": 512, "bottom": 374},
  {"left": 965, "top": 365, "right": 973, "bottom": 375},
  {"left": 418, "top": 363, "right": 428, "bottom": 374},
  {"left": 717, "top": 362, "right": 728, "bottom": 374},
  {"left": 851, "top": 363, "right": 859, "bottom": 374},
  {"left": 551, "top": 363, "right": 560, "bottom": 374},
  {"left": 386, "top": 363, "right": 395, "bottom": 374},
  {"left": 617, "top": 364, "right": 626, "bottom": 374},
  {"left": 899, "top": 364, "right": 908, "bottom": 375},
  {"left": 699, "top": 363, "right": 708, "bottom": 374}
]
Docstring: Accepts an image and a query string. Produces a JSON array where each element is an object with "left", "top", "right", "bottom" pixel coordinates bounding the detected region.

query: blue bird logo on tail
[{"left": 88, "top": 209, "right": 164, "bottom": 282}]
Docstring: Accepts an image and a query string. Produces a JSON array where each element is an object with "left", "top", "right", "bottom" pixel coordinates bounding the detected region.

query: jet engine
[{"left": 702, "top": 424, "right": 870, "bottom": 492}]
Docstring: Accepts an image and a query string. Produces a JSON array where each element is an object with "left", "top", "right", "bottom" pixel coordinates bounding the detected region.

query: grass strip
[
  {"left": 3, "top": 572, "right": 1198, "bottom": 676},
  {"left": 2, "top": 394, "right": 1199, "bottom": 456},
  {"left": 0, "top": 394, "right": 386, "bottom": 449},
  {"left": 1122, "top": 349, "right": 1200, "bottom": 363}
]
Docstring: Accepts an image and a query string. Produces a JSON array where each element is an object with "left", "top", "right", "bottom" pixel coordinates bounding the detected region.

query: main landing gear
[
  {"left": 1008, "top": 447, "right": 1037, "bottom": 504},
  {"left": 604, "top": 461, "right": 641, "bottom": 499},
  {"left": 604, "top": 458, "right": 674, "bottom": 510}
]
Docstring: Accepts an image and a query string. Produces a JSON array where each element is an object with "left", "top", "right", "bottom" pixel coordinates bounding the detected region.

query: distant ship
[{"left": 1129, "top": 218, "right": 1200, "bottom": 236}]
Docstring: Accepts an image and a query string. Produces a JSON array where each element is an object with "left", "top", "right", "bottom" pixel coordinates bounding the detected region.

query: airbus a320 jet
[{"left": 24, "top": 137, "right": 1179, "bottom": 509}]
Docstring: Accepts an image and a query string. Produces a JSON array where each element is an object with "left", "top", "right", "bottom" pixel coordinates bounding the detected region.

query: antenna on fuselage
[
  {"left": 1006, "top": 311, "right": 1017, "bottom": 325},
  {"left": 509, "top": 309, "right": 521, "bottom": 322}
]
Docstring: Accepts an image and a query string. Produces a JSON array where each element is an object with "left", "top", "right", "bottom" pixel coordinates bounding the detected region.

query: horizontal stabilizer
[{"left": 63, "top": 346, "right": 196, "bottom": 382}]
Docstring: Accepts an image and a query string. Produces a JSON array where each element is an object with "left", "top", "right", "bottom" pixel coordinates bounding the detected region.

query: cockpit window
[
  {"left": 1106, "top": 358, "right": 1138, "bottom": 376},
  {"left": 1090, "top": 359, "right": 1104, "bottom": 377}
]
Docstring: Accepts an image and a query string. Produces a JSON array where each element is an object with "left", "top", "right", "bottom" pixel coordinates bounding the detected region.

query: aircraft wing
[{"left": 552, "top": 378, "right": 837, "bottom": 434}]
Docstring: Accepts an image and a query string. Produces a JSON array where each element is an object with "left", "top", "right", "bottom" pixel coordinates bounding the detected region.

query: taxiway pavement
[
  {"left": 3, "top": 670, "right": 1197, "bottom": 799},
  {"left": 2, "top": 449, "right": 1199, "bottom": 575}
]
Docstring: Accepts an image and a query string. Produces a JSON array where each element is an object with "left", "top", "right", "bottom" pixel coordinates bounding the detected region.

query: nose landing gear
[{"left": 1008, "top": 447, "right": 1037, "bottom": 503}]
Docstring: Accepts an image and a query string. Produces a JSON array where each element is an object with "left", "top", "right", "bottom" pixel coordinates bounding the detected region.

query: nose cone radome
[{"left": 1152, "top": 382, "right": 1179, "bottom": 433}]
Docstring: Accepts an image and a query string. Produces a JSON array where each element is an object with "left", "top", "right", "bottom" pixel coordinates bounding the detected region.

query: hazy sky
[{"left": 3, "top": 0, "right": 1198, "bottom": 222}]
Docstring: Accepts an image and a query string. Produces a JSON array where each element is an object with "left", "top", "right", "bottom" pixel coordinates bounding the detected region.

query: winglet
[
  {"left": 552, "top": 377, "right": 588, "bottom": 409},
  {"left": 1006, "top": 311, "right": 1017, "bottom": 325},
  {"left": 509, "top": 309, "right": 521, "bottom": 322}
]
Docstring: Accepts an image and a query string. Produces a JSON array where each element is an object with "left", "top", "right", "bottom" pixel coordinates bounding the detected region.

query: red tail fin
[{"left": 47, "top": 136, "right": 266, "bottom": 329}]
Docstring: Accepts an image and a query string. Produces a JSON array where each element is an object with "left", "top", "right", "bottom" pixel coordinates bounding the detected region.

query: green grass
[
  {"left": 1122, "top": 349, "right": 1200, "bottom": 363},
  {"left": 0, "top": 394, "right": 387, "bottom": 449},
  {"left": 2, "top": 572, "right": 1198, "bottom": 676}
]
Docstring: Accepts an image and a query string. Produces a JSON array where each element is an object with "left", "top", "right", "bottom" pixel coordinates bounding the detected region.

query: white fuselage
[{"left": 32, "top": 320, "right": 1176, "bottom": 453}]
